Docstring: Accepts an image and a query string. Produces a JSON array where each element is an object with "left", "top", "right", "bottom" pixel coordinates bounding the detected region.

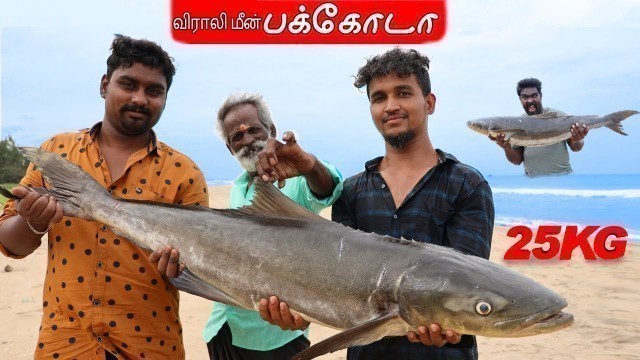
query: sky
[{"left": 1, "top": 0, "right": 640, "bottom": 181}]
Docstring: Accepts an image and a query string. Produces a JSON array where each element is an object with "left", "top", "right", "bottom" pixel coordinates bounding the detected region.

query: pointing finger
[{"left": 282, "top": 131, "right": 297, "bottom": 145}]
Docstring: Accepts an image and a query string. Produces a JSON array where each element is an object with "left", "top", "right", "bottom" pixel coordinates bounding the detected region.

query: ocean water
[
  {"left": 207, "top": 179, "right": 234, "bottom": 186},
  {"left": 208, "top": 174, "right": 640, "bottom": 241},
  {"left": 486, "top": 174, "right": 640, "bottom": 241}
]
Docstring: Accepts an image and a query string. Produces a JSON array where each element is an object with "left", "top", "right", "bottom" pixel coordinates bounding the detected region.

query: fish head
[
  {"left": 466, "top": 119, "right": 490, "bottom": 135},
  {"left": 397, "top": 256, "right": 573, "bottom": 338}
]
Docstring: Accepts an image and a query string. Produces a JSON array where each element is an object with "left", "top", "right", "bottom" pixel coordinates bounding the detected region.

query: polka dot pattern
[{"left": 0, "top": 128, "right": 207, "bottom": 359}]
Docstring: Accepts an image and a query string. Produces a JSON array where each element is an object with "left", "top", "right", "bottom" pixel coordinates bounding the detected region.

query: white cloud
[{"left": 1, "top": 0, "right": 639, "bottom": 177}]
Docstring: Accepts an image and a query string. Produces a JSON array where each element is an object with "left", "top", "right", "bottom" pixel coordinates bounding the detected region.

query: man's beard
[
  {"left": 119, "top": 104, "right": 156, "bottom": 135},
  {"left": 383, "top": 130, "right": 416, "bottom": 149},
  {"left": 234, "top": 140, "right": 267, "bottom": 173}
]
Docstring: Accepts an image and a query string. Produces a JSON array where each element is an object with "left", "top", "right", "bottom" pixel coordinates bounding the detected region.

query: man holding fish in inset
[{"left": 490, "top": 78, "right": 589, "bottom": 176}]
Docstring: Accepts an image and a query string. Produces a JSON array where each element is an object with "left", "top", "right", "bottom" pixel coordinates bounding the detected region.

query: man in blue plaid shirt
[
  {"left": 331, "top": 48, "right": 495, "bottom": 360},
  {"left": 259, "top": 48, "right": 494, "bottom": 359}
]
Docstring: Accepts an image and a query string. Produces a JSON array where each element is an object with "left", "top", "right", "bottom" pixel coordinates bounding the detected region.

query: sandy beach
[{"left": 1, "top": 185, "right": 639, "bottom": 359}]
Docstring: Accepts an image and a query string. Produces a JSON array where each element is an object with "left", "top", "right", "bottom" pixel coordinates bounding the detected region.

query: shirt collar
[
  {"left": 364, "top": 149, "right": 458, "bottom": 172},
  {"left": 86, "top": 121, "right": 160, "bottom": 155},
  {"left": 234, "top": 171, "right": 252, "bottom": 187}
]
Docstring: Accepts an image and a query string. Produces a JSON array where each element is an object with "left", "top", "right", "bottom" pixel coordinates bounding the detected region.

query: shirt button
[
  {"left": 101, "top": 225, "right": 108, "bottom": 231},
  {"left": 381, "top": 184, "right": 386, "bottom": 189},
  {"left": 93, "top": 299, "right": 101, "bottom": 306},
  {"left": 97, "top": 261, "right": 103, "bottom": 269},
  {"left": 96, "top": 336, "right": 103, "bottom": 342},
  {"left": 393, "top": 214, "right": 398, "bottom": 219}
]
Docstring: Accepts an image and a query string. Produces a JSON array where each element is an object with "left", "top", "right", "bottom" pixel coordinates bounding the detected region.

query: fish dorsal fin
[
  {"left": 531, "top": 112, "right": 558, "bottom": 119},
  {"left": 292, "top": 310, "right": 402, "bottom": 360},
  {"left": 234, "top": 179, "right": 324, "bottom": 220}
]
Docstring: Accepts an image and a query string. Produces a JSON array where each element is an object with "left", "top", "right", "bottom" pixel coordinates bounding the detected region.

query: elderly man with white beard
[{"left": 152, "top": 92, "right": 343, "bottom": 360}]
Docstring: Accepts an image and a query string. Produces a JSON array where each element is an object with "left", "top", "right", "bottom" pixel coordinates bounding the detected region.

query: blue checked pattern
[{"left": 332, "top": 150, "right": 494, "bottom": 360}]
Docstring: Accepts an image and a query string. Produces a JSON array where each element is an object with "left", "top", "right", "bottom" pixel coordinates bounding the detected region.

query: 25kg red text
[{"left": 504, "top": 225, "right": 627, "bottom": 260}]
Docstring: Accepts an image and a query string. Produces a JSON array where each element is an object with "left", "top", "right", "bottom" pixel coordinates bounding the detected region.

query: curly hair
[
  {"left": 516, "top": 78, "right": 542, "bottom": 96},
  {"left": 215, "top": 92, "right": 276, "bottom": 145},
  {"left": 354, "top": 48, "right": 431, "bottom": 97},
  {"left": 106, "top": 34, "right": 176, "bottom": 90}
]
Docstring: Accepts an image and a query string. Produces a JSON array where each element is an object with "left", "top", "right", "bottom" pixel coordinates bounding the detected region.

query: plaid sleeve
[
  {"left": 331, "top": 180, "right": 356, "bottom": 229},
  {"left": 444, "top": 180, "right": 494, "bottom": 259}
]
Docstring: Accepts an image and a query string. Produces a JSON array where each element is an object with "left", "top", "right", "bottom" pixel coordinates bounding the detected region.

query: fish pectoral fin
[
  {"left": 291, "top": 310, "right": 402, "bottom": 360},
  {"left": 170, "top": 268, "right": 243, "bottom": 307}
]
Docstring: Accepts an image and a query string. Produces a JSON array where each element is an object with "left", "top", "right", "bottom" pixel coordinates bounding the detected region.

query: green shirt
[{"left": 202, "top": 161, "right": 343, "bottom": 350}]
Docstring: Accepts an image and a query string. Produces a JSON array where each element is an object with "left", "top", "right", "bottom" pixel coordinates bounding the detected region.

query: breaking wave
[{"left": 492, "top": 188, "right": 640, "bottom": 199}]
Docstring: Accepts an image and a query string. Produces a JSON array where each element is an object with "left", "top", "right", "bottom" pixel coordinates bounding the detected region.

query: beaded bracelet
[{"left": 27, "top": 221, "right": 52, "bottom": 235}]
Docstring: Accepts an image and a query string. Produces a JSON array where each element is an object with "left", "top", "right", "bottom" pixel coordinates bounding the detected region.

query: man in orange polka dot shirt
[{"left": 0, "top": 35, "right": 209, "bottom": 359}]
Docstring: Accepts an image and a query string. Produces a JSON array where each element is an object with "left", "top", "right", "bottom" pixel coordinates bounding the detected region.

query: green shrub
[
  {"left": 0, "top": 136, "right": 28, "bottom": 183},
  {"left": 0, "top": 183, "right": 17, "bottom": 206}
]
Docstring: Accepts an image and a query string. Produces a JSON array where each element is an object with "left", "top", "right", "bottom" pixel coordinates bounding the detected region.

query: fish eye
[{"left": 475, "top": 301, "right": 492, "bottom": 316}]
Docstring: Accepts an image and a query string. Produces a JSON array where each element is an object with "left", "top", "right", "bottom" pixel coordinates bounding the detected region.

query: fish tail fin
[
  {"left": 0, "top": 186, "right": 20, "bottom": 200},
  {"left": 19, "top": 147, "right": 112, "bottom": 219},
  {"left": 0, "top": 185, "right": 50, "bottom": 200},
  {"left": 603, "top": 110, "right": 638, "bottom": 136}
]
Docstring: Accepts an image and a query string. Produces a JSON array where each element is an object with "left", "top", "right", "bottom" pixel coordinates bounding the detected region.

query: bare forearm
[
  {"left": 568, "top": 139, "right": 584, "bottom": 152},
  {"left": 0, "top": 216, "right": 44, "bottom": 256},
  {"left": 303, "top": 155, "right": 336, "bottom": 198},
  {"left": 504, "top": 147, "right": 524, "bottom": 165}
]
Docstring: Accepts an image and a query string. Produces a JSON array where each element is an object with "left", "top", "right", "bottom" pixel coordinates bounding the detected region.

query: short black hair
[
  {"left": 106, "top": 34, "right": 176, "bottom": 90},
  {"left": 354, "top": 48, "right": 431, "bottom": 97},
  {"left": 516, "top": 78, "right": 542, "bottom": 96}
]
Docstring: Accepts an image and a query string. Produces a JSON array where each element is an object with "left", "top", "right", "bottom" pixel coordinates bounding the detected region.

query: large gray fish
[
  {"left": 467, "top": 110, "right": 638, "bottom": 147},
  {"left": 1, "top": 148, "right": 574, "bottom": 360}
]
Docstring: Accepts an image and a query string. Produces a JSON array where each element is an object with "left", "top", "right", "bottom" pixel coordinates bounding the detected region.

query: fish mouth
[
  {"left": 466, "top": 121, "right": 488, "bottom": 134},
  {"left": 494, "top": 303, "right": 574, "bottom": 337}
]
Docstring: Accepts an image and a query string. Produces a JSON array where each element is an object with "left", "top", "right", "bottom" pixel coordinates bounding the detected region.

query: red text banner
[{"left": 171, "top": 0, "right": 447, "bottom": 44}]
